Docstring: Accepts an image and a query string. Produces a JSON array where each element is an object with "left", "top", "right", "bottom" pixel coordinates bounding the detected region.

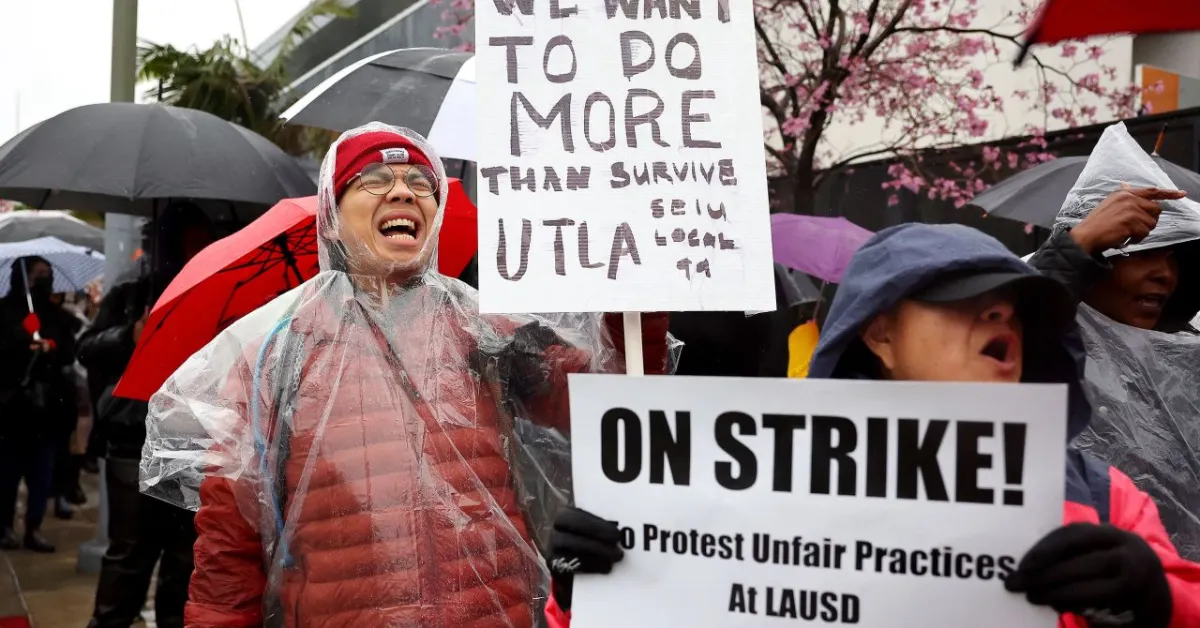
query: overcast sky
[{"left": 0, "top": 0, "right": 314, "bottom": 143}]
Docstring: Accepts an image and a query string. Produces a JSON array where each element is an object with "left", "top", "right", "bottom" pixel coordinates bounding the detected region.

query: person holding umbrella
[
  {"left": 1025, "top": 123, "right": 1200, "bottom": 562},
  {"left": 139, "top": 122, "right": 671, "bottom": 628},
  {"left": 0, "top": 256, "right": 80, "bottom": 553},
  {"left": 81, "top": 203, "right": 217, "bottom": 628}
]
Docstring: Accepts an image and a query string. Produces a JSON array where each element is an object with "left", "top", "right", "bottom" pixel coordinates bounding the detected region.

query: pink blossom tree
[
  {"left": 435, "top": 0, "right": 1141, "bottom": 214},
  {"left": 433, "top": 0, "right": 476, "bottom": 49},
  {"left": 758, "top": 0, "right": 1140, "bottom": 212}
]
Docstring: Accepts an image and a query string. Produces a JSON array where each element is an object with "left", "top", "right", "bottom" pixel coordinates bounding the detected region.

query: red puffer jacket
[{"left": 184, "top": 299, "right": 669, "bottom": 628}]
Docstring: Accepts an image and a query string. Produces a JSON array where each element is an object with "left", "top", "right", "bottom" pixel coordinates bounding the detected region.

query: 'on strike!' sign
[
  {"left": 567, "top": 375, "right": 1067, "bottom": 628},
  {"left": 475, "top": 0, "right": 774, "bottom": 314}
]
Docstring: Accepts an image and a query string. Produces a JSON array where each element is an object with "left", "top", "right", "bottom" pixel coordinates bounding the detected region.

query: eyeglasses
[{"left": 352, "top": 162, "right": 439, "bottom": 198}]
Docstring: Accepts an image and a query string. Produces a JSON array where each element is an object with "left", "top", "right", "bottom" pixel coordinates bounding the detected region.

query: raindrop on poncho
[
  {"left": 140, "top": 122, "right": 678, "bottom": 627},
  {"left": 1052, "top": 122, "right": 1200, "bottom": 560}
]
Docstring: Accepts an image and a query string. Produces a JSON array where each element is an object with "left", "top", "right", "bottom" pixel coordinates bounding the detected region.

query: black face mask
[{"left": 29, "top": 276, "right": 53, "bottom": 301}]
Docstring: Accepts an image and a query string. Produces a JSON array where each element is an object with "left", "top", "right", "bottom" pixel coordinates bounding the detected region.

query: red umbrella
[
  {"left": 114, "top": 178, "right": 478, "bottom": 401},
  {"left": 1021, "top": 0, "right": 1200, "bottom": 58}
]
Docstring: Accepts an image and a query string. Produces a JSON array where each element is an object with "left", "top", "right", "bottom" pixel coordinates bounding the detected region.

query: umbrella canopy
[
  {"left": 770, "top": 214, "right": 874, "bottom": 284},
  {"left": 0, "top": 102, "right": 316, "bottom": 215},
  {"left": 968, "top": 155, "right": 1200, "bottom": 228},
  {"left": 0, "top": 236, "right": 104, "bottom": 296},
  {"left": 281, "top": 48, "right": 475, "bottom": 162},
  {"left": 114, "top": 179, "right": 478, "bottom": 400},
  {"left": 1024, "top": 0, "right": 1200, "bottom": 48},
  {"left": 775, "top": 264, "right": 822, "bottom": 306},
  {"left": 0, "top": 210, "right": 105, "bottom": 251}
]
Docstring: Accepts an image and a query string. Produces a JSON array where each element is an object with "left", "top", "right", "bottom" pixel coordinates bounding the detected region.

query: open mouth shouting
[
  {"left": 979, "top": 331, "right": 1019, "bottom": 376},
  {"left": 375, "top": 209, "right": 424, "bottom": 251},
  {"left": 1133, "top": 292, "right": 1168, "bottom": 316}
]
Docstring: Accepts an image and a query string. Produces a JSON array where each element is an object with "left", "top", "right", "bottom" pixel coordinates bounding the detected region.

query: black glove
[
  {"left": 547, "top": 507, "right": 624, "bottom": 612},
  {"left": 1005, "top": 523, "right": 1172, "bottom": 627}
]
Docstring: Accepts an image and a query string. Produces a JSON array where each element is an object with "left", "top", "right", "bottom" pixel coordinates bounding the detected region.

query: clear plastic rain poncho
[
  {"left": 140, "top": 123, "right": 676, "bottom": 627},
  {"left": 1052, "top": 122, "right": 1200, "bottom": 560}
]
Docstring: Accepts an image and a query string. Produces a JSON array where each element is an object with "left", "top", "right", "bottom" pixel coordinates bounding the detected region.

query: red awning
[{"left": 1026, "top": 0, "right": 1200, "bottom": 46}]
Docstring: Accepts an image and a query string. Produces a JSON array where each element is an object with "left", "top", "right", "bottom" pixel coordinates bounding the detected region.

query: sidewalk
[
  {"left": 0, "top": 550, "right": 30, "bottom": 628},
  {"left": 1, "top": 473, "right": 100, "bottom": 628}
]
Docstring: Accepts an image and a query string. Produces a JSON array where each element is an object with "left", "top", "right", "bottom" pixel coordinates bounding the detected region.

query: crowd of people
[
  {"left": 0, "top": 204, "right": 220, "bottom": 626},
  {"left": 0, "top": 119, "right": 1197, "bottom": 628}
]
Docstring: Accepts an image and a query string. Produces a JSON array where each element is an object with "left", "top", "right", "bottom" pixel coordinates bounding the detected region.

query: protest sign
[
  {"left": 567, "top": 375, "right": 1067, "bottom": 628},
  {"left": 475, "top": 0, "right": 774, "bottom": 314}
]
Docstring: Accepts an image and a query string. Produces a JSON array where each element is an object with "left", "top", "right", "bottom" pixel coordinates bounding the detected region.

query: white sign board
[
  {"left": 475, "top": 0, "right": 775, "bottom": 314},
  {"left": 568, "top": 375, "right": 1067, "bottom": 628}
]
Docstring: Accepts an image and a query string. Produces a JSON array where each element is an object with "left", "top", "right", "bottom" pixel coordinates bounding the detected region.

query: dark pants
[
  {"left": 89, "top": 457, "right": 196, "bottom": 628},
  {"left": 52, "top": 433, "right": 81, "bottom": 498},
  {"left": 0, "top": 436, "right": 55, "bottom": 532}
]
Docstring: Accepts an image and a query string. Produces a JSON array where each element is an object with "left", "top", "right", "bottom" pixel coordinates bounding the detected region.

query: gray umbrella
[
  {"left": 775, "top": 264, "right": 823, "bottom": 307},
  {"left": 281, "top": 48, "right": 475, "bottom": 162},
  {"left": 0, "top": 210, "right": 105, "bottom": 251},
  {"left": 0, "top": 103, "right": 316, "bottom": 216},
  {"left": 968, "top": 155, "right": 1200, "bottom": 228}
]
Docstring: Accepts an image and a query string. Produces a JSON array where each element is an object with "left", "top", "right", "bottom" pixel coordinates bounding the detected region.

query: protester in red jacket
[
  {"left": 544, "top": 224, "right": 1200, "bottom": 628},
  {"left": 139, "top": 123, "right": 671, "bottom": 628}
]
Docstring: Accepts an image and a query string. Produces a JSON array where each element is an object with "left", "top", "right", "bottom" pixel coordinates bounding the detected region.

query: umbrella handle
[{"left": 18, "top": 257, "right": 41, "bottom": 341}]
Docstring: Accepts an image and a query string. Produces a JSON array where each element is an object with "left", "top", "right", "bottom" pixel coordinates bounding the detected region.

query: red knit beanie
[{"left": 332, "top": 130, "right": 438, "bottom": 199}]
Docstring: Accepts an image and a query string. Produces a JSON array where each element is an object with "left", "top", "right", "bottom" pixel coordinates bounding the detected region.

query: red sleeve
[
  {"left": 524, "top": 313, "right": 671, "bottom": 433},
  {"left": 545, "top": 590, "right": 571, "bottom": 628},
  {"left": 184, "top": 476, "right": 267, "bottom": 628},
  {"left": 603, "top": 312, "right": 671, "bottom": 375},
  {"left": 1107, "top": 467, "right": 1200, "bottom": 628}
]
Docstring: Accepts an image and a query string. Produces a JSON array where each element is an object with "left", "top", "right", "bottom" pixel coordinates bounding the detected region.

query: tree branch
[
  {"left": 756, "top": 17, "right": 799, "bottom": 117},
  {"left": 764, "top": 142, "right": 789, "bottom": 167},
  {"left": 755, "top": 17, "right": 790, "bottom": 78},
  {"left": 848, "top": 0, "right": 883, "bottom": 58},
  {"left": 859, "top": 0, "right": 914, "bottom": 60},
  {"left": 825, "top": 144, "right": 910, "bottom": 172},
  {"left": 796, "top": 0, "right": 821, "bottom": 37},
  {"left": 761, "top": 90, "right": 788, "bottom": 131},
  {"left": 824, "top": 0, "right": 839, "bottom": 40},
  {"left": 892, "top": 25, "right": 1020, "bottom": 44}
]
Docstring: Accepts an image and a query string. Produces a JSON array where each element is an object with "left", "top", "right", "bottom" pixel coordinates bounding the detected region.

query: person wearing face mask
[
  {"left": 0, "top": 257, "right": 79, "bottom": 552},
  {"left": 542, "top": 224, "right": 1200, "bottom": 628},
  {"left": 139, "top": 123, "right": 673, "bottom": 628},
  {"left": 1026, "top": 123, "right": 1200, "bottom": 562}
]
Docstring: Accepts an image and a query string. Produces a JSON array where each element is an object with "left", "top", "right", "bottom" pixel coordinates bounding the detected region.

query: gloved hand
[
  {"left": 547, "top": 507, "right": 624, "bottom": 612},
  {"left": 1005, "top": 523, "right": 1173, "bottom": 627}
]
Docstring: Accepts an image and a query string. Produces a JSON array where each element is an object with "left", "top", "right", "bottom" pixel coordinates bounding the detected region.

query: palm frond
[{"left": 135, "top": 2, "right": 355, "bottom": 157}]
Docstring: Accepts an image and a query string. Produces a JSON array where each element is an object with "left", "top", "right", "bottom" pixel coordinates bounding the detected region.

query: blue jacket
[{"left": 806, "top": 223, "right": 1200, "bottom": 627}]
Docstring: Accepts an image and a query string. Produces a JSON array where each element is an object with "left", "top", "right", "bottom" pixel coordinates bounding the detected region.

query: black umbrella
[
  {"left": 969, "top": 154, "right": 1200, "bottom": 228},
  {"left": 0, "top": 210, "right": 105, "bottom": 251},
  {"left": 281, "top": 48, "right": 475, "bottom": 161},
  {"left": 0, "top": 103, "right": 316, "bottom": 216}
]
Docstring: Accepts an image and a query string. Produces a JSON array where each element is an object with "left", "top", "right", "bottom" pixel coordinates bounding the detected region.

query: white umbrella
[
  {"left": 0, "top": 236, "right": 105, "bottom": 297},
  {"left": 0, "top": 210, "right": 105, "bottom": 251}
]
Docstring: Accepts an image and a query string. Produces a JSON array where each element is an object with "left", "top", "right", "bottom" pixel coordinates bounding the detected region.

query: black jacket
[
  {"left": 1031, "top": 228, "right": 1200, "bottom": 559},
  {"left": 0, "top": 295, "right": 80, "bottom": 441},
  {"left": 77, "top": 259, "right": 159, "bottom": 459}
]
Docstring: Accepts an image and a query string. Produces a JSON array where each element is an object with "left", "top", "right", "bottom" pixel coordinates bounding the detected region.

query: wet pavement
[{"left": 0, "top": 472, "right": 156, "bottom": 627}]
